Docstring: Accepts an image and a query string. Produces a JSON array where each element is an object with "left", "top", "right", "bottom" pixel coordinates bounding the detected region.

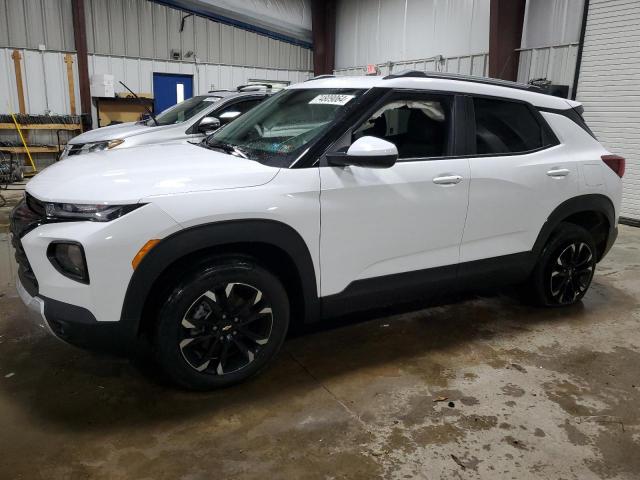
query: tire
[
  {"left": 527, "top": 223, "right": 597, "bottom": 307},
  {"left": 153, "top": 256, "right": 290, "bottom": 390}
]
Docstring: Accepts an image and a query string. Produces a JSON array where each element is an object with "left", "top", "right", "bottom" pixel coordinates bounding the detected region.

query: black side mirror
[
  {"left": 198, "top": 117, "right": 221, "bottom": 134},
  {"left": 326, "top": 136, "right": 398, "bottom": 169}
]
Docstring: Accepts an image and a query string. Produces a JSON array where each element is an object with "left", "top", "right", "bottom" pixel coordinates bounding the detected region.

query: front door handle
[
  {"left": 547, "top": 168, "right": 570, "bottom": 178},
  {"left": 433, "top": 175, "right": 463, "bottom": 185}
]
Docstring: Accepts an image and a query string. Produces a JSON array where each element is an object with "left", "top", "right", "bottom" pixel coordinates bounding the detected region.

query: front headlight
[
  {"left": 43, "top": 202, "right": 144, "bottom": 222},
  {"left": 85, "top": 139, "right": 124, "bottom": 153}
]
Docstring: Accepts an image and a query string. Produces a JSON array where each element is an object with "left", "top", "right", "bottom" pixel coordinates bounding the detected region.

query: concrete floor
[{"left": 1, "top": 186, "right": 639, "bottom": 479}]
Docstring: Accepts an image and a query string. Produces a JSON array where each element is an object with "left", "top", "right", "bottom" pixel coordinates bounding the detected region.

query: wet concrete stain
[{"left": 1, "top": 187, "right": 639, "bottom": 479}]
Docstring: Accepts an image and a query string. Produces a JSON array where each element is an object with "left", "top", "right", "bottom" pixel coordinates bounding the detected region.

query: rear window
[{"left": 473, "top": 98, "right": 545, "bottom": 155}]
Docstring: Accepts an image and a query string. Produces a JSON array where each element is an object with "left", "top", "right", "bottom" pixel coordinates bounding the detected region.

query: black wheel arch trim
[
  {"left": 532, "top": 194, "right": 616, "bottom": 260},
  {"left": 120, "top": 219, "right": 320, "bottom": 337}
]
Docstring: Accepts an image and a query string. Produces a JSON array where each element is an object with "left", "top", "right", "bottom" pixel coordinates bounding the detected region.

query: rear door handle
[
  {"left": 546, "top": 168, "right": 570, "bottom": 178},
  {"left": 433, "top": 175, "right": 463, "bottom": 185}
]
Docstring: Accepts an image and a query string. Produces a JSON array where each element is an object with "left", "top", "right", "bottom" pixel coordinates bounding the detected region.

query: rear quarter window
[{"left": 473, "top": 98, "right": 553, "bottom": 155}]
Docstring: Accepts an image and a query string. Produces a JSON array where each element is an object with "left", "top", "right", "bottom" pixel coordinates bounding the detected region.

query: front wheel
[
  {"left": 527, "top": 223, "right": 597, "bottom": 307},
  {"left": 153, "top": 257, "right": 290, "bottom": 390}
]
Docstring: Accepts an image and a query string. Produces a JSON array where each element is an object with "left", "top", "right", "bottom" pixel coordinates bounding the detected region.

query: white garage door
[{"left": 576, "top": 0, "right": 640, "bottom": 222}]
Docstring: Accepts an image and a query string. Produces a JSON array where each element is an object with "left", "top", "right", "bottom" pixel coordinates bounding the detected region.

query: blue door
[{"left": 153, "top": 73, "right": 194, "bottom": 114}]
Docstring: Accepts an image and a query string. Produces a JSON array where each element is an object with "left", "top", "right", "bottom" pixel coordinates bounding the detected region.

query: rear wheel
[
  {"left": 153, "top": 257, "right": 289, "bottom": 390},
  {"left": 528, "top": 223, "right": 597, "bottom": 307}
]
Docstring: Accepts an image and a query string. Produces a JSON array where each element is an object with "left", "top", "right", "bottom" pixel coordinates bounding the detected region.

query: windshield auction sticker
[{"left": 309, "top": 94, "right": 355, "bottom": 106}]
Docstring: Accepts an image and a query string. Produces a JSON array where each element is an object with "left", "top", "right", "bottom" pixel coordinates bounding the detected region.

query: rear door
[
  {"left": 460, "top": 96, "right": 578, "bottom": 264},
  {"left": 320, "top": 91, "right": 470, "bottom": 299}
]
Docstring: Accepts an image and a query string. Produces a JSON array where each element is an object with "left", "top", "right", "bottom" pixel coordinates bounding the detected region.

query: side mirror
[
  {"left": 197, "top": 116, "right": 221, "bottom": 134},
  {"left": 326, "top": 136, "right": 398, "bottom": 169},
  {"left": 219, "top": 111, "right": 241, "bottom": 124}
]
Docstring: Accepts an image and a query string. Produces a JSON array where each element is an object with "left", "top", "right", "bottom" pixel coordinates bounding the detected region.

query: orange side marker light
[{"left": 132, "top": 239, "right": 160, "bottom": 270}]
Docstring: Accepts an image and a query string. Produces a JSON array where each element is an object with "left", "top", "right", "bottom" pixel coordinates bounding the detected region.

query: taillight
[{"left": 601, "top": 154, "right": 625, "bottom": 178}]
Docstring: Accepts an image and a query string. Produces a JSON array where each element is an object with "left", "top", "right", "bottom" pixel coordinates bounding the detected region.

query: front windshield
[
  {"left": 207, "top": 88, "right": 365, "bottom": 167},
  {"left": 150, "top": 96, "right": 221, "bottom": 126}
]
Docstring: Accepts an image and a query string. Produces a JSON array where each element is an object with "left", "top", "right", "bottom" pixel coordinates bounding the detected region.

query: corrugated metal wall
[
  {"left": 0, "top": 48, "right": 80, "bottom": 115},
  {"left": 0, "top": 0, "right": 312, "bottom": 71},
  {"left": 516, "top": 0, "right": 584, "bottom": 96},
  {"left": 82, "top": 0, "right": 311, "bottom": 70},
  {"left": 0, "top": 0, "right": 313, "bottom": 171},
  {"left": 0, "top": 0, "right": 75, "bottom": 51},
  {"left": 0, "top": 47, "right": 80, "bottom": 170},
  {"left": 0, "top": 46, "right": 312, "bottom": 169},
  {"left": 576, "top": 0, "right": 640, "bottom": 222},
  {"left": 517, "top": 43, "right": 579, "bottom": 94},
  {"left": 520, "top": 0, "right": 584, "bottom": 49},
  {"left": 334, "top": 53, "right": 489, "bottom": 77},
  {"left": 335, "top": 0, "right": 490, "bottom": 70},
  {"left": 87, "top": 54, "right": 313, "bottom": 96}
]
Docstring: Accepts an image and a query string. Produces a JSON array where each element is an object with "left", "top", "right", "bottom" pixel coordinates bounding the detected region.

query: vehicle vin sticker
[{"left": 309, "top": 94, "right": 355, "bottom": 106}]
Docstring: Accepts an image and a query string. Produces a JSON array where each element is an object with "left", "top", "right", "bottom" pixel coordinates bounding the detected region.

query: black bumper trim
[
  {"left": 601, "top": 225, "right": 618, "bottom": 260},
  {"left": 41, "top": 296, "right": 135, "bottom": 355}
]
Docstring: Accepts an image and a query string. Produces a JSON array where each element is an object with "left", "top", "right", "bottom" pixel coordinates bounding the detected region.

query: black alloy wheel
[
  {"left": 527, "top": 222, "right": 598, "bottom": 307},
  {"left": 178, "top": 282, "right": 273, "bottom": 375},
  {"left": 548, "top": 241, "right": 595, "bottom": 305},
  {"left": 154, "top": 257, "right": 290, "bottom": 390}
]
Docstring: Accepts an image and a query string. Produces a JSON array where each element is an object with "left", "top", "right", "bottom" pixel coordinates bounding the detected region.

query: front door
[
  {"left": 320, "top": 92, "right": 470, "bottom": 299},
  {"left": 153, "top": 73, "right": 193, "bottom": 114}
]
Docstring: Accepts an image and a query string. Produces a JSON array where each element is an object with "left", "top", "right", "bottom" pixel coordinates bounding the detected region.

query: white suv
[{"left": 11, "top": 72, "right": 624, "bottom": 389}]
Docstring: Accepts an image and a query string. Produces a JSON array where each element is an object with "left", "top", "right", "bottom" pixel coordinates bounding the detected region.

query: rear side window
[{"left": 473, "top": 98, "right": 545, "bottom": 155}]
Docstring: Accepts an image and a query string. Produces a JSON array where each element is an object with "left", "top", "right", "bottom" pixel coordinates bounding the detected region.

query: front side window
[
  {"left": 207, "top": 88, "right": 365, "bottom": 167},
  {"left": 218, "top": 99, "right": 263, "bottom": 117},
  {"left": 473, "top": 98, "right": 544, "bottom": 154},
  {"left": 151, "top": 96, "right": 220, "bottom": 126},
  {"left": 353, "top": 95, "right": 451, "bottom": 159}
]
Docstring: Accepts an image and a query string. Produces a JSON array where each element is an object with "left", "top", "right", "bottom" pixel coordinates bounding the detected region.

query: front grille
[{"left": 9, "top": 194, "right": 47, "bottom": 296}]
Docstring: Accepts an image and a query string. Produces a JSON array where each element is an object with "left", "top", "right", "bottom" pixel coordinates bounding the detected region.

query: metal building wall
[
  {"left": 334, "top": 53, "right": 489, "bottom": 77},
  {"left": 576, "top": 0, "right": 640, "bottom": 222},
  {"left": 83, "top": 0, "right": 312, "bottom": 71},
  {"left": 334, "top": 0, "right": 490, "bottom": 70},
  {"left": 1, "top": 0, "right": 313, "bottom": 113},
  {"left": 516, "top": 0, "right": 584, "bottom": 96},
  {"left": 87, "top": 54, "right": 313, "bottom": 97},
  {"left": 0, "top": 48, "right": 80, "bottom": 115},
  {"left": 0, "top": 0, "right": 313, "bottom": 171},
  {"left": 0, "top": 47, "right": 80, "bottom": 170},
  {"left": 0, "top": 0, "right": 75, "bottom": 51}
]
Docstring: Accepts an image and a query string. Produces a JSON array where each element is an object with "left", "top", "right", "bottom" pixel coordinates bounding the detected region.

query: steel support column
[
  {"left": 489, "top": 0, "right": 526, "bottom": 81},
  {"left": 71, "top": 0, "right": 92, "bottom": 130},
  {"left": 311, "top": 0, "right": 336, "bottom": 76}
]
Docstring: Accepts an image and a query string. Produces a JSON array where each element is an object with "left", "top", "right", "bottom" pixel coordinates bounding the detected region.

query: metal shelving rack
[{"left": 0, "top": 122, "right": 83, "bottom": 174}]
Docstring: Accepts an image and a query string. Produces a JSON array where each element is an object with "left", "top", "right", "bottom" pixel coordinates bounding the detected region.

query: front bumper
[
  {"left": 16, "top": 276, "right": 136, "bottom": 355},
  {"left": 16, "top": 276, "right": 52, "bottom": 335},
  {"left": 10, "top": 195, "right": 181, "bottom": 354}
]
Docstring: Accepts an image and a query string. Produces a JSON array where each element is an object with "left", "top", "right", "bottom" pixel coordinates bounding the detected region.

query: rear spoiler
[{"left": 564, "top": 99, "right": 584, "bottom": 115}]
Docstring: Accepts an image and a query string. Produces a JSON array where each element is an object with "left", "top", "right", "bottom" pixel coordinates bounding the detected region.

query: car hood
[
  {"left": 68, "top": 122, "right": 179, "bottom": 144},
  {"left": 26, "top": 143, "right": 280, "bottom": 204}
]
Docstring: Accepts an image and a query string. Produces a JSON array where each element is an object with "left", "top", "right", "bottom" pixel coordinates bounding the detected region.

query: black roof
[{"left": 383, "top": 70, "right": 544, "bottom": 93}]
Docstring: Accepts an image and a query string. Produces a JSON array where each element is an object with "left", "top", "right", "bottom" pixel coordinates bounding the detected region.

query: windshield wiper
[
  {"left": 119, "top": 81, "right": 159, "bottom": 126},
  {"left": 204, "top": 138, "right": 248, "bottom": 159}
]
